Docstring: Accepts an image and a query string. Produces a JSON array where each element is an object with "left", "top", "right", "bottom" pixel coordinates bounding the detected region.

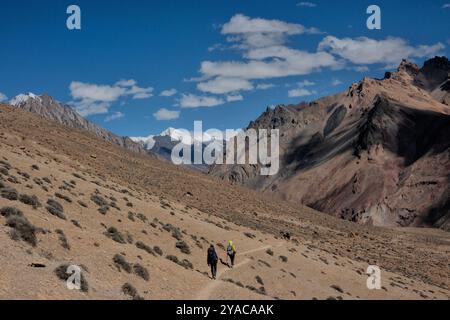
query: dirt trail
[{"left": 195, "top": 244, "right": 274, "bottom": 300}]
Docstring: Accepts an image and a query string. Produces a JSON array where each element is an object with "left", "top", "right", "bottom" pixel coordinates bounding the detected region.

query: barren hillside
[{"left": 0, "top": 104, "right": 449, "bottom": 300}]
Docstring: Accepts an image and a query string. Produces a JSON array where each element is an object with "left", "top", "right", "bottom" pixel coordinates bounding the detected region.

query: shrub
[
  {"left": 255, "top": 276, "right": 264, "bottom": 286},
  {"left": 176, "top": 241, "right": 191, "bottom": 255},
  {"left": 279, "top": 255, "right": 288, "bottom": 263},
  {"left": 71, "top": 220, "right": 82, "bottom": 228},
  {"left": 166, "top": 255, "right": 179, "bottom": 264},
  {"left": 1, "top": 187, "right": 19, "bottom": 201},
  {"left": 98, "top": 205, "right": 110, "bottom": 215},
  {"left": 113, "top": 254, "right": 132, "bottom": 273},
  {"left": 0, "top": 167, "right": 9, "bottom": 176},
  {"left": 331, "top": 285, "right": 344, "bottom": 293},
  {"left": 5, "top": 215, "right": 37, "bottom": 246},
  {"left": 135, "top": 241, "right": 156, "bottom": 256},
  {"left": 163, "top": 223, "right": 183, "bottom": 240},
  {"left": 77, "top": 200, "right": 88, "bottom": 208},
  {"left": 153, "top": 246, "right": 163, "bottom": 256},
  {"left": 166, "top": 255, "right": 194, "bottom": 270},
  {"left": 244, "top": 232, "right": 256, "bottom": 239},
  {"left": 90, "top": 194, "right": 108, "bottom": 207},
  {"left": 133, "top": 264, "right": 150, "bottom": 281},
  {"left": 31, "top": 165, "right": 40, "bottom": 170},
  {"left": 18, "top": 171, "right": 30, "bottom": 179},
  {"left": 0, "top": 206, "right": 23, "bottom": 218},
  {"left": 56, "top": 229, "right": 70, "bottom": 250},
  {"left": 46, "top": 199, "right": 66, "bottom": 220},
  {"left": 180, "top": 259, "right": 194, "bottom": 270},
  {"left": 122, "top": 283, "right": 144, "bottom": 300},
  {"left": 266, "top": 249, "right": 274, "bottom": 256},
  {"left": 19, "top": 194, "right": 41, "bottom": 209},
  {"left": 136, "top": 213, "right": 147, "bottom": 223},
  {"left": 104, "top": 227, "right": 126, "bottom": 244},
  {"left": 55, "top": 193, "right": 72, "bottom": 203},
  {"left": 54, "top": 264, "right": 88, "bottom": 292}
]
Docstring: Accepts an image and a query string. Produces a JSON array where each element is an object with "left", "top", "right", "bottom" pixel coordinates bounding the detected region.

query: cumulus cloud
[
  {"left": 332, "top": 79, "right": 342, "bottom": 86},
  {"left": 70, "top": 81, "right": 126, "bottom": 103},
  {"left": 288, "top": 80, "right": 316, "bottom": 97},
  {"left": 153, "top": 108, "right": 180, "bottom": 121},
  {"left": 127, "top": 85, "right": 153, "bottom": 99},
  {"left": 197, "top": 77, "right": 254, "bottom": 94},
  {"left": 256, "top": 83, "right": 275, "bottom": 90},
  {"left": 318, "top": 36, "right": 445, "bottom": 65},
  {"left": 201, "top": 50, "right": 339, "bottom": 80},
  {"left": 226, "top": 94, "right": 244, "bottom": 102},
  {"left": 221, "top": 14, "right": 320, "bottom": 49},
  {"left": 288, "top": 88, "right": 316, "bottom": 97},
  {"left": 69, "top": 79, "right": 153, "bottom": 116},
  {"left": 104, "top": 111, "right": 124, "bottom": 122},
  {"left": 0, "top": 92, "right": 8, "bottom": 102},
  {"left": 443, "top": 4, "right": 450, "bottom": 8},
  {"left": 160, "top": 88, "right": 178, "bottom": 97},
  {"left": 115, "top": 79, "right": 137, "bottom": 87},
  {"left": 179, "top": 94, "right": 225, "bottom": 108},
  {"left": 297, "top": 2, "right": 317, "bottom": 7}
]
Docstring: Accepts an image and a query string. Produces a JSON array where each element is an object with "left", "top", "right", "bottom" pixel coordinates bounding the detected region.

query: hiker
[
  {"left": 207, "top": 244, "right": 218, "bottom": 279},
  {"left": 227, "top": 240, "right": 237, "bottom": 268}
]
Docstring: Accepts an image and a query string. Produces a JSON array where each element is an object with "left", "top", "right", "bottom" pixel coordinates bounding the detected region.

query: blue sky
[{"left": 0, "top": 0, "right": 449, "bottom": 137}]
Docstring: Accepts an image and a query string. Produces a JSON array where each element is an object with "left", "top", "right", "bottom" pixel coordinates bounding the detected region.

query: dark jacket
[{"left": 207, "top": 247, "right": 218, "bottom": 265}]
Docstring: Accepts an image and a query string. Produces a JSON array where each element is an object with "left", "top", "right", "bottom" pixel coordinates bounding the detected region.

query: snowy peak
[{"left": 9, "top": 92, "right": 41, "bottom": 106}]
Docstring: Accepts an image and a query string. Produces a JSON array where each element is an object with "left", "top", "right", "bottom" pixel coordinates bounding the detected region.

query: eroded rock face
[{"left": 211, "top": 57, "right": 450, "bottom": 230}]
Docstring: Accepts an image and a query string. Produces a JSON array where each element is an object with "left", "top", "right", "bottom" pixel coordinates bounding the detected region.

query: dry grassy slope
[{"left": 0, "top": 104, "right": 449, "bottom": 300}]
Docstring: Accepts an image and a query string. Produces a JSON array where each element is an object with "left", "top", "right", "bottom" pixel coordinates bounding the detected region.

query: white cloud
[
  {"left": 197, "top": 77, "right": 254, "bottom": 94},
  {"left": 153, "top": 108, "right": 180, "bottom": 121},
  {"left": 179, "top": 94, "right": 225, "bottom": 108},
  {"left": 160, "top": 88, "right": 178, "bottom": 97},
  {"left": 256, "top": 83, "right": 275, "bottom": 90},
  {"left": 0, "top": 92, "right": 8, "bottom": 102},
  {"left": 105, "top": 111, "right": 124, "bottom": 122},
  {"left": 69, "top": 80, "right": 153, "bottom": 116},
  {"left": 201, "top": 50, "right": 339, "bottom": 80},
  {"left": 331, "top": 79, "right": 342, "bottom": 86},
  {"left": 354, "top": 66, "right": 370, "bottom": 72},
  {"left": 70, "top": 81, "right": 126, "bottom": 103},
  {"left": 288, "top": 80, "right": 316, "bottom": 97},
  {"left": 226, "top": 94, "right": 244, "bottom": 102},
  {"left": 115, "top": 79, "right": 137, "bottom": 87},
  {"left": 297, "top": 80, "right": 315, "bottom": 87},
  {"left": 297, "top": 2, "right": 317, "bottom": 7},
  {"left": 318, "top": 36, "right": 445, "bottom": 65},
  {"left": 127, "top": 85, "right": 154, "bottom": 99},
  {"left": 442, "top": 4, "right": 450, "bottom": 8},
  {"left": 288, "top": 88, "right": 316, "bottom": 97},
  {"left": 221, "top": 14, "right": 320, "bottom": 49}
]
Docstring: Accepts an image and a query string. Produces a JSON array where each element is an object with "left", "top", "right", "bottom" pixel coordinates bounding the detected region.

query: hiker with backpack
[
  {"left": 227, "top": 240, "right": 237, "bottom": 268},
  {"left": 207, "top": 244, "right": 219, "bottom": 280}
]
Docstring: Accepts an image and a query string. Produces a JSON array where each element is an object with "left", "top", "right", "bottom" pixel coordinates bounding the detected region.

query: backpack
[
  {"left": 227, "top": 244, "right": 235, "bottom": 255},
  {"left": 208, "top": 248, "right": 218, "bottom": 262}
]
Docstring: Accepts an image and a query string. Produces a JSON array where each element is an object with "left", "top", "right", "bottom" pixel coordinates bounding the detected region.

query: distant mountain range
[{"left": 211, "top": 56, "right": 450, "bottom": 230}]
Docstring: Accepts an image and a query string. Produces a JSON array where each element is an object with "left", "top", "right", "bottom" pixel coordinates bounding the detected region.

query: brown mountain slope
[
  {"left": 0, "top": 103, "right": 449, "bottom": 299},
  {"left": 211, "top": 57, "right": 450, "bottom": 231},
  {"left": 10, "top": 93, "right": 144, "bottom": 154}
]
